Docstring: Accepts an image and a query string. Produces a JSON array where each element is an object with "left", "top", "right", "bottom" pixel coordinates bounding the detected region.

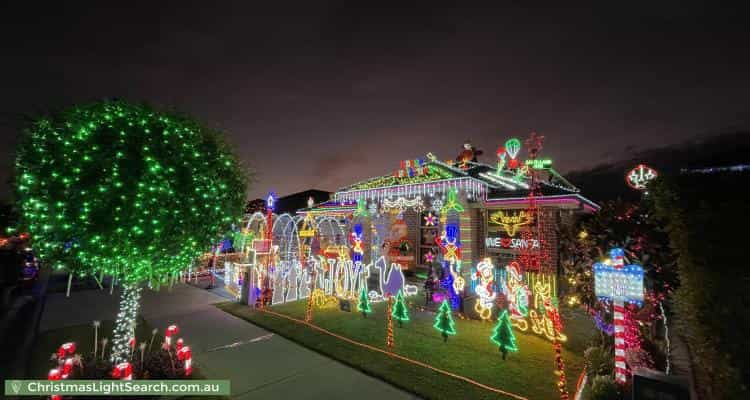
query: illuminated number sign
[{"left": 626, "top": 164, "right": 658, "bottom": 190}]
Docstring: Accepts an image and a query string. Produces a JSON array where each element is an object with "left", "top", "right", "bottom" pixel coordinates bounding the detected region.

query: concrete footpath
[{"left": 41, "top": 282, "right": 418, "bottom": 399}]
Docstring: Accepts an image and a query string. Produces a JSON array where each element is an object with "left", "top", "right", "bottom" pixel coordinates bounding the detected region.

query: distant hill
[{"left": 565, "top": 132, "right": 750, "bottom": 203}]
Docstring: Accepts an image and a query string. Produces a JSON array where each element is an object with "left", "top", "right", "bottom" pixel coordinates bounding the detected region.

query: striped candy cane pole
[{"left": 613, "top": 299, "right": 627, "bottom": 384}]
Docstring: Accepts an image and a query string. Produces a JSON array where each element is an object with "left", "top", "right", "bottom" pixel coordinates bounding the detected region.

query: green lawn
[{"left": 216, "top": 299, "right": 596, "bottom": 400}]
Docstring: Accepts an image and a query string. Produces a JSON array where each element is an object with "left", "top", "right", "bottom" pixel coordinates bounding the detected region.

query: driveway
[{"left": 41, "top": 281, "right": 417, "bottom": 399}]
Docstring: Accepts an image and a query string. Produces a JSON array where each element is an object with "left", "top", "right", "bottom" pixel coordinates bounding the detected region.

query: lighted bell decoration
[{"left": 505, "top": 138, "right": 521, "bottom": 160}]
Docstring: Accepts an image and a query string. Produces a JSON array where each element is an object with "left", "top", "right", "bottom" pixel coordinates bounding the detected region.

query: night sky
[{"left": 1, "top": 3, "right": 748, "bottom": 200}]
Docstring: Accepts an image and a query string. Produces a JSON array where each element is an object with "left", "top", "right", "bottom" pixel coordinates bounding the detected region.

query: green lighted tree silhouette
[
  {"left": 490, "top": 309, "right": 519, "bottom": 359},
  {"left": 433, "top": 300, "right": 456, "bottom": 342},
  {"left": 391, "top": 290, "right": 409, "bottom": 327},
  {"left": 357, "top": 286, "right": 371, "bottom": 318},
  {"left": 15, "top": 101, "right": 246, "bottom": 363}
]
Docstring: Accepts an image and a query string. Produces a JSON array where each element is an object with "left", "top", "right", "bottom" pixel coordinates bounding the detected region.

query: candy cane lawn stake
[
  {"left": 593, "top": 248, "right": 644, "bottom": 384},
  {"left": 165, "top": 325, "right": 179, "bottom": 346},
  {"left": 61, "top": 358, "right": 74, "bottom": 379},
  {"left": 112, "top": 362, "right": 133, "bottom": 380},
  {"left": 57, "top": 342, "right": 76, "bottom": 359},
  {"left": 177, "top": 346, "right": 192, "bottom": 376},
  {"left": 48, "top": 368, "right": 62, "bottom": 400}
]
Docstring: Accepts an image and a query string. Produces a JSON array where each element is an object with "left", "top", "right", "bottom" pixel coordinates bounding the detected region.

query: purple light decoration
[
  {"left": 432, "top": 292, "right": 447, "bottom": 303},
  {"left": 440, "top": 272, "right": 460, "bottom": 310},
  {"left": 592, "top": 310, "right": 614, "bottom": 336}
]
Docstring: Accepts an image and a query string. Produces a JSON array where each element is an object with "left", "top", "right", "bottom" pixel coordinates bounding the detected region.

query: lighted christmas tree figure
[
  {"left": 357, "top": 286, "right": 371, "bottom": 318},
  {"left": 490, "top": 310, "right": 519, "bottom": 360},
  {"left": 433, "top": 300, "right": 457, "bottom": 342},
  {"left": 391, "top": 290, "right": 410, "bottom": 327}
]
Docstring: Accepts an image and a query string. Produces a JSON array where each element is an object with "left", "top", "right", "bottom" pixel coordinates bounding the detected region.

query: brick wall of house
[
  {"left": 538, "top": 207, "right": 559, "bottom": 273},
  {"left": 404, "top": 208, "right": 420, "bottom": 270},
  {"left": 475, "top": 206, "right": 579, "bottom": 274}
]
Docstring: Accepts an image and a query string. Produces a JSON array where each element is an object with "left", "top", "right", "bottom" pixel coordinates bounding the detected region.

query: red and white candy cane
[
  {"left": 165, "top": 325, "right": 179, "bottom": 346},
  {"left": 48, "top": 368, "right": 62, "bottom": 400},
  {"left": 61, "top": 358, "right": 74, "bottom": 379},
  {"left": 112, "top": 362, "right": 133, "bottom": 380},
  {"left": 613, "top": 300, "right": 628, "bottom": 384},
  {"left": 611, "top": 249, "right": 628, "bottom": 384},
  {"left": 177, "top": 346, "right": 192, "bottom": 376},
  {"left": 176, "top": 338, "right": 184, "bottom": 351},
  {"left": 57, "top": 342, "right": 76, "bottom": 359}
]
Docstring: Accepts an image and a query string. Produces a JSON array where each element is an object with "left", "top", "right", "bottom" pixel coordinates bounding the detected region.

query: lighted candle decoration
[{"left": 625, "top": 164, "right": 658, "bottom": 190}]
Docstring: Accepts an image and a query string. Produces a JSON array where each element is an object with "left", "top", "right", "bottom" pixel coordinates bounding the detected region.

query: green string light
[{"left": 15, "top": 100, "right": 247, "bottom": 363}]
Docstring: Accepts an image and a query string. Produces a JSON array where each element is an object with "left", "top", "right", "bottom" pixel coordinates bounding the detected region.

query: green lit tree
[
  {"left": 433, "top": 300, "right": 456, "bottom": 342},
  {"left": 14, "top": 101, "right": 246, "bottom": 363},
  {"left": 490, "top": 310, "right": 518, "bottom": 360},
  {"left": 391, "top": 290, "right": 409, "bottom": 327},
  {"left": 357, "top": 286, "right": 371, "bottom": 318}
]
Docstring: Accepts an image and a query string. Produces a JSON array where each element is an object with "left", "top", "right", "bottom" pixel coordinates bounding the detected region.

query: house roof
[
  {"left": 302, "top": 154, "right": 598, "bottom": 213},
  {"left": 273, "top": 189, "right": 331, "bottom": 214},
  {"left": 335, "top": 155, "right": 582, "bottom": 196}
]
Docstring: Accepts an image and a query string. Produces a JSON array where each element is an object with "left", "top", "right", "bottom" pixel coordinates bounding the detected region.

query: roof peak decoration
[{"left": 334, "top": 138, "right": 584, "bottom": 203}]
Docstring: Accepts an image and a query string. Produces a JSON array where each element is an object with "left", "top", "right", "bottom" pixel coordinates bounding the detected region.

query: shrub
[
  {"left": 584, "top": 345, "right": 613, "bottom": 378},
  {"left": 589, "top": 375, "right": 619, "bottom": 400}
]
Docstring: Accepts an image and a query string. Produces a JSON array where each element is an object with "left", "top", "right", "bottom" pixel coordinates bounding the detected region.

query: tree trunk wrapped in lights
[
  {"left": 386, "top": 296, "right": 394, "bottom": 348},
  {"left": 111, "top": 283, "right": 142, "bottom": 364}
]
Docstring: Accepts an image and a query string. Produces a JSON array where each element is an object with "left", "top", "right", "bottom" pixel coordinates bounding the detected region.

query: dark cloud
[{"left": 1, "top": 3, "right": 749, "bottom": 200}]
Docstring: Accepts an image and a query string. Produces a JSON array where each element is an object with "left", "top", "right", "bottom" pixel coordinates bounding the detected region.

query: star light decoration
[
  {"left": 14, "top": 101, "right": 246, "bottom": 364},
  {"left": 423, "top": 212, "right": 438, "bottom": 226},
  {"left": 424, "top": 251, "right": 435, "bottom": 263}
]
